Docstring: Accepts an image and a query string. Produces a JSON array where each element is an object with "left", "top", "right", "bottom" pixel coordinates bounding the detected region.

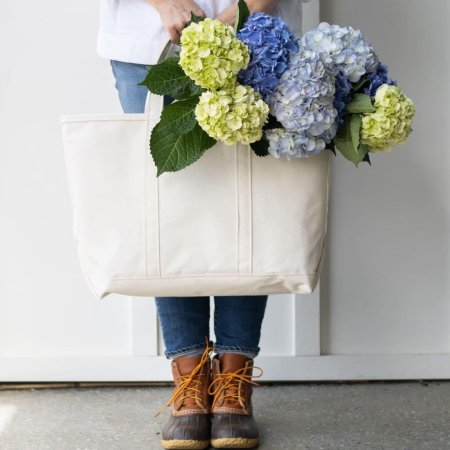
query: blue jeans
[{"left": 110, "top": 59, "right": 268, "bottom": 360}]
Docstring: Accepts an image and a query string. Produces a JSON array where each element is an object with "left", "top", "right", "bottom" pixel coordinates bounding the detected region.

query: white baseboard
[{"left": 1, "top": 353, "right": 449, "bottom": 382}]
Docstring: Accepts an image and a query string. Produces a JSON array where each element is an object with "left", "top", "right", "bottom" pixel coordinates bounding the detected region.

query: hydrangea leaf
[
  {"left": 150, "top": 123, "right": 216, "bottom": 176},
  {"left": 326, "top": 143, "right": 337, "bottom": 156},
  {"left": 250, "top": 136, "right": 270, "bottom": 157},
  {"left": 158, "top": 96, "right": 199, "bottom": 135},
  {"left": 362, "top": 147, "right": 372, "bottom": 165},
  {"left": 264, "top": 114, "right": 283, "bottom": 130},
  {"left": 138, "top": 56, "right": 203, "bottom": 99},
  {"left": 334, "top": 114, "right": 366, "bottom": 166},
  {"left": 352, "top": 77, "right": 371, "bottom": 93},
  {"left": 235, "top": 0, "right": 250, "bottom": 32},
  {"left": 346, "top": 93, "right": 377, "bottom": 114},
  {"left": 186, "top": 11, "right": 205, "bottom": 28}
]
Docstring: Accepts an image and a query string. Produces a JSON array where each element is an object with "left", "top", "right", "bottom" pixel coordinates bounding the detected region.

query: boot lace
[
  {"left": 208, "top": 364, "right": 263, "bottom": 410},
  {"left": 154, "top": 338, "right": 213, "bottom": 417}
]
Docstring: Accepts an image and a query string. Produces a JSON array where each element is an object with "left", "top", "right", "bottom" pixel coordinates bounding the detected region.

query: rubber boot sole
[
  {"left": 161, "top": 438, "right": 210, "bottom": 449},
  {"left": 211, "top": 437, "right": 259, "bottom": 448}
]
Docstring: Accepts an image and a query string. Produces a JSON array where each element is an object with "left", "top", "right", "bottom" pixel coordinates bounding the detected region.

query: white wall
[
  {"left": 320, "top": 0, "right": 450, "bottom": 354},
  {"left": 0, "top": 0, "right": 449, "bottom": 381},
  {"left": 0, "top": 2, "right": 130, "bottom": 358}
]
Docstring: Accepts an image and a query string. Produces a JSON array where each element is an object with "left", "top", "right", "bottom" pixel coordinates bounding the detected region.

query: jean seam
[
  {"left": 164, "top": 340, "right": 214, "bottom": 358},
  {"left": 213, "top": 344, "right": 260, "bottom": 353}
]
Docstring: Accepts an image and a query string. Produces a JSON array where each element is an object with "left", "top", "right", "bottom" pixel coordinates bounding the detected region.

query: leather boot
[
  {"left": 209, "top": 353, "right": 263, "bottom": 449},
  {"left": 155, "top": 342, "right": 213, "bottom": 450}
]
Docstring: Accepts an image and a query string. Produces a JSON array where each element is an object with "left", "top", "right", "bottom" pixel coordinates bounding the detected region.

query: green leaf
[
  {"left": 150, "top": 123, "right": 216, "bottom": 176},
  {"left": 250, "top": 136, "right": 270, "bottom": 157},
  {"left": 334, "top": 114, "right": 366, "bottom": 166},
  {"left": 326, "top": 142, "right": 337, "bottom": 156},
  {"left": 138, "top": 56, "right": 203, "bottom": 100},
  {"left": 346, "top": 93, "right": 377, "bottom": 114},
  {"left": 362, "top": 147, "right": 372, "bottom": 166},
  {"left": 264, "top": 114, "right": 283, "bottom": 130},
  {"left": 352, "top": 77, "right": 370, "bottom": 93},
  {"left": 158, "top": 96, "right": 199, "bottom": 135},
  {"left": 235, "top": 0, "right": 250, "bottom": 32},
  {"left": 185, "top": 11, "right": 205, "bottom": 28}
]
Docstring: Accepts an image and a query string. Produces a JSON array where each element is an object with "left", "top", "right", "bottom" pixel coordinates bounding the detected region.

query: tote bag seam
[
  {"left": 77, "top": 246, "right": 102, "bottom": 298},
  {"left": 144, "top": 113, "right": 149, "bottom": 277},
  {"left": 248, "top": 146, "right": 253, "bottom": 275},
  {"left": 313, "top": 150, "right": 331, "bottom": 274},
  {"left": 60, "top": 116, "right": 147, "bottom": 123},
  {"left": 89, "top": 273, "right": 319, "bottom": 280},
  {"left": 235, "top": 143, "right": 239, "bottom": 275},
  {"left": 157, "top": 168, "right": 161, "bottom": 277}
]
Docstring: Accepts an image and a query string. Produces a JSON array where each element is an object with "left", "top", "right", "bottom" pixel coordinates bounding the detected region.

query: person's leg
[
  {"left": 110, "top": 59, "right": 173, "bottom": 111},
  {"left": 210, "top": 295, "right": 268, "bottom": 449},
  {"left": 154, "top": 296, "right": 213, "bottom": 358},
  {"left": 213, "top": 295, "right": 268, "bottom": 358},
  {"left": 110, "top": 59, "right": 212, "bottom": 449},
  {"left": 110, "top": 60, "right": 150, "bottom": 113},
  {"left": 110, "top": 58, "right": 212, "bottom": 356}
]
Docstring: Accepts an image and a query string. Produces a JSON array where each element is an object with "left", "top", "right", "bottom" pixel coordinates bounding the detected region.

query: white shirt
[{"left": 97, "top": 0, "right": 309, "bottom": 65}]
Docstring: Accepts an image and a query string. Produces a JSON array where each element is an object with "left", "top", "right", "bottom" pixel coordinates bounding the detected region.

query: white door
[{"left": 1, "top": 0, "right": 449, "bottom": 382}]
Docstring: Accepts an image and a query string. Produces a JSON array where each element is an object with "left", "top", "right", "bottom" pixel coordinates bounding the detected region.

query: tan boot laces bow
[
  {"left": 154, "top": 338, "right": 213, "bottom": 417},
  {"left": 208, "top": 362, "right": 264, "bottom": 410}
]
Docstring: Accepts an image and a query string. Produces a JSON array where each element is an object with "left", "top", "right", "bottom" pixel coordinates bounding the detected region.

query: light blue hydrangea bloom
[
  {"left": 267, "top": 46, "right": 338, "bottom": 158},
  {"left": 301, "top": 22, "right": 379, "bottom": 83},
  {"left": 265, "top": 128, "right": 327, "bottom": 159}
]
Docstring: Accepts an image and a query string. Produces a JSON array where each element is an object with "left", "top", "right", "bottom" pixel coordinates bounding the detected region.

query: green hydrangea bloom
[
  {"left": 195, "top": 84, "right": 269, "bottom": 144},
  {"left": 179, "top": 18, "right": 250, "bottom": 91},
  {"left": 361, "top": 84, "right": 415, "bottom": 152}
]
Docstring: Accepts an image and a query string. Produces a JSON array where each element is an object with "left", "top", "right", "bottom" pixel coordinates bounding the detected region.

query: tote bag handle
[{"left": 144, "top": 40, "right": 179, "bottom": 122}]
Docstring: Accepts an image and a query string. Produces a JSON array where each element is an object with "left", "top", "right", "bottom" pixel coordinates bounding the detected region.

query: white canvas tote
[{"left": 60, "top": 85, "right": 331, "bottom": 300}]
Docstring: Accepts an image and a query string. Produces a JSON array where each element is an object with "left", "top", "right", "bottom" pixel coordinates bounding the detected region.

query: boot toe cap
[
  {"left": 211, "top": 413, "right": 259, "bottom": 440},
  {"left": 161, "top": 413, "right": 211, "bottom": 442}
]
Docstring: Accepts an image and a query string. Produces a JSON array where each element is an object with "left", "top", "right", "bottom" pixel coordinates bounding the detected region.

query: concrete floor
[{"left": 0, "top": 381, "right": 449, "bottom": 450}]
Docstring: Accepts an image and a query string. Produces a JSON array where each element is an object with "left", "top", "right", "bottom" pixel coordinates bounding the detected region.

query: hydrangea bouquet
[{"left": 139, "top": 0, "right": 415, "bottom": 176}]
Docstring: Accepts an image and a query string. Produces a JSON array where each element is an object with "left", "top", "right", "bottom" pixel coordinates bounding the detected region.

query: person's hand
[
  {"left": 148, "top": 0, "right": 205, "bottom": 43},
  {"left": 215, "top": 0, "right": 280, "bottom": 26}
]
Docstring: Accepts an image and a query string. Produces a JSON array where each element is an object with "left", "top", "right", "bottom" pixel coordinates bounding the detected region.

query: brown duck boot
[
  {"left": 154, "top": 342, "right": 213, "bottom": 450},
  {"left": 209, "top": 353, "right": 263, "bottom": 449}
]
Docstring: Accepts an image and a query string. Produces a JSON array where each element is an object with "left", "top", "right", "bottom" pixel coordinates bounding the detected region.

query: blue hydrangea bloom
[
  {"left": 334, "top": 73, "right": 352, "bottom": 126},
  {"left": 363, "top": 63, "right": 397, "bottom": 97},
  {"left": 300, "top": 22, "right": 379, "bottom": 83},
  {"left": 267, "top": 46, "right": 338, "bottom": 157},
  {"left": 237, "top": 13, "right": 298, "bottom": 101},
  {"left": 266, "top": 128, "right": 327, "bottom": 159}
]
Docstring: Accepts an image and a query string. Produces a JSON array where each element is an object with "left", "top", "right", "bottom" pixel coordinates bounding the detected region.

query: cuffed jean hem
[
  {"left": 213, "top": 344, "right": 261, "bottom": 360},
  {"left": 164, "top": 339, "right": 214, "bottom": 360}
]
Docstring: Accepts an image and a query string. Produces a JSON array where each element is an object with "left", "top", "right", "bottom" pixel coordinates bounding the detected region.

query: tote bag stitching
[
  {"left": 144, "top": 114, "right": 149, "bottom": 277},
  {"left": 248, "top": 146, "right": 253, "bottom": 275},
  {"left": 144, "top": 92, "right": 162, "bottom": 278},
  {"left": 235, "top": 143, "right": 239, "bottom": 275},
  {"left": 61, "top": 127, "right": 101, "bottom": 299},
  {"left": 156, "top": 169, "right": 161, "bottom": 277},
  {"left": 235, "top": 144, "right": 252, "bottom": 276},
  {"left": 313, "top": 151, "right": 332, "bottom": 275},
  {"left": 89, "top": 273, "right": 319, "bottom": 280},
  {"left": 144, "top": 95, "right": 152, "bottom": 278},
  {"left": 77, "top": 247, "right": 102, "bottom": 298},
  {"left": 60, "top": 116, "right": 147, "bottom": 124}
]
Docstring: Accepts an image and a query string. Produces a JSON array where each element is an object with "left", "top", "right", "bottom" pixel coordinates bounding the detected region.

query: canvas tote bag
[{"left": 60, "top": 50, "right": 332, "bottom": 299}]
